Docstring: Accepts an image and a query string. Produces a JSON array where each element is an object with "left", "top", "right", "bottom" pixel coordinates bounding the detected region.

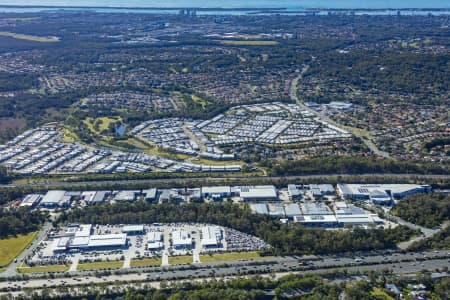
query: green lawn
[
  {"left": 371, "top": 288, "right": 395, "bottom": 300},
  {"left": 61, "top": 127, "right": 81, "bottom": 143},
  {"left": 200, "top": 251, "right": 262, "bottom": 263},
  {"left": 17, "top": 263, "right": 69, "bottom": 274},
  {"left": 221, "top": 40, "right": 279, "bottom": 46},
  {"left": 0, "top": 232, "right": 38, "bottom": 268},
  {"left": 168, "top": 255, "right": 192, "bottom": 265},
  {"left": 130, "top": 257, "right": 162, "bottom": 267},
  {"left": 77, "top": 260, "right": 124, "bottom": 271},
  {"left": 0, "top": 31, "right": 59, "bottom": 42},
  {"left": 191, "top": 95, "right": 208, "bottom": 109},
  {"left": 83, "top": 116, "right": 121, "bottom": 134},
  {"left": 190, "top": 157, "right": 244, "bottom": 166}
]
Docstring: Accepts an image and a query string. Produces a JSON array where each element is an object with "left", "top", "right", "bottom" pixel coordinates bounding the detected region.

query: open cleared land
[
  {"left": 130, "top": 258, "right": 162, "bottom": 267},
  {"left": 200, "top": 251, "right": 262, "bottom": 263},
  {"left": 77, "top": 260, "right": 124, "bottom": 270},
  {"left": 0, "top": 31, "right": 59, "bottom": 42},
  {"left": 17, "top": 263, "right": 69, "bottom": 274},
  {"left": 168, "top": 255, "right": 192, "bottom": 265},
  {"left": 220, "top": 40, "right": 279, "bottom": 46},
  {"left": 0, "top": 232, "right": 37, "bottom": 268}
]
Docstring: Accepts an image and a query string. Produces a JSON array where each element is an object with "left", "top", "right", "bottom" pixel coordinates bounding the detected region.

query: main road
[
  {"left": 1, "top": 250, "right": 449, "bottom": 297},
  {"left": 2, "top": 173, "right": 449, "bottom": 189},
  {"left": 289, "top": 63, "right": 390, "bottom": 158}
]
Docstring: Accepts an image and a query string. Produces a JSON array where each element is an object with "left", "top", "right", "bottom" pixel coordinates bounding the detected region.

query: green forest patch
[
  {"left": 220, "top": 40, "right": 279, "bottom": 46},
  {"left": 0, "top": 31, "right": 59, "bottom": 42}
]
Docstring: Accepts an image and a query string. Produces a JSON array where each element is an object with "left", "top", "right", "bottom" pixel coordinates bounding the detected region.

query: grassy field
[
  {"left": 145, "top": 146, "right": 191, "bottom": 161},
  {"left": 130, "top": 257, "right": 162, "bottom": 268},
  {"left": 221, "top": 40, "right": 279, "bottom": 46},
  {"left": 168, "top": 255, "right": 192, "bottom": 265},
  {"left": 0, "top": 232, "right": 38, "bottom": 268},
  {"left": 61, "top": 127, "right": 81, "bottom": 143},
  {"left": 77, "top": 260, "right": 124, "bottom": 271},
  {"left": 190, "top": 157, "right": 244, "bottom": 166},
  {"left": 17, "top": 263, "right": 69, "bottom": 274},
  {"left": 83, "top": 116, "right": 121, "bottom": 134},
  {"left": 200, "top": 251, "right": 262, "bottom": 263},
  {"left": 191, "top": 95, "right": 208, "bottom": 109},
  {"left": 0, "top": 31, "right": 59, "bottom": 42},
  {"left": 371, "top": 288, "right": 395, "bottom": 300},
  {"left": 3, "top": 17, "right": 39, "bottom": 21}
]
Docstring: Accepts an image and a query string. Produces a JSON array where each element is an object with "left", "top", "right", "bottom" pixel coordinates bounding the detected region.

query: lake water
[{"left": 0, "top": 0, "right": 449, "bottom": 9}]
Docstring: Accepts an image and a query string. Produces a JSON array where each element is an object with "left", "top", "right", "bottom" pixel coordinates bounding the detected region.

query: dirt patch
[{"left": 0, "top": 118, "right": 26, "bottom": 132}]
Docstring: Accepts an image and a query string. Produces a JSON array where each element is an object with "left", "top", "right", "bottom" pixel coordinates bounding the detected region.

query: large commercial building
[
  {"left": 147, "top": 231, "right": 163, "bottom": 250},
  {"left": 309, "top": 184, "right": 335, "bottom": 199},
  {"left": 284, "top": 203, "right": 302, "bottom": 218},
  {"left": 201, "top": 186, "right": 232, "bottom": 201},
  {"left": 122, "top": 225, "right": 145, "bottom": 235},
  {"left": 287, "top": 184, "right": 302, "bottom": 200},
  {"left": 200, "top": 226, "right": 222, "bottom": 249},
  {"left": 171, "top": 230, "right": 192, "bottom": 250},
  {"left": 52, "top": 224, "right": 127, "bottom": 253},
  {"left": 337, "top": 184, "right": 431, "bottom": 203},
  {"left": 238, "top": 185, "right": 278, "bottom": 201},
  {"left": 20, "top": 194, "right": 42, "bottom": 207},
  {"left": 40, "top": 190, "right": 71, "bottom": 208}
]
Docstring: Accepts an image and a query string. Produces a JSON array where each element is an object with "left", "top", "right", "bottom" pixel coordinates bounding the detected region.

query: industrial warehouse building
[
  {"left": 238, "top": 185, "right": 278, "bottom": 201},
  {"left": 20, "top": 194, "right": 42, "bottom": 207},
  {"left": 200, "top": 226, "right": 223, "bottom": 249},
  {"left": 147, "top": 231, "right": 164, "bottom": 250},
  {"left": 337, "top": 184, "right": 431, "bottom": 203},
  {"left": 122, "top": 225, "right": 145, "bottom": 235},
  {"left": 40, "top": 190, "right": 71, "bottom": 208},
  {"left": 201, "top": 186, "right": 232, "bottom": 201},
  {"left": 52, "top": 224, "right": 127, "bottom": 253},
  {"left": 171, "top": 230, "right": 192, "bottom": 250}
]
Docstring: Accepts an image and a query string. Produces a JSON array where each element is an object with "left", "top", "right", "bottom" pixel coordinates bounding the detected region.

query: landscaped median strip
[
  {"left": 77, "top": 260, "right": 124, "bottom": 271},
  {"left": 199, "top": 251, "right": 263, "bottom": 263},
  {"left": 130, "top": 258, "right": 162, "bottom": 268},
  {"left": 16, "top": 262, "right": 70, "bottom": 274},
  {"left": 168, "top": 255, "right": 193, "bottom": 265}
]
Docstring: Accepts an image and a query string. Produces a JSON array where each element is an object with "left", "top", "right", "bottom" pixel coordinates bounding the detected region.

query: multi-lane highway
[
  {"left": 1, "top": 250, "right": 449, "bottom": 297},
  {"left": 2, "top": 173, "right": 450, "bottom": 190}
]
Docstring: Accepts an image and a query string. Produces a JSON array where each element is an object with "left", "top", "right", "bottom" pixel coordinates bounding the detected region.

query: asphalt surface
[{"left": 1, "top": 250, "right": 449, "bottom": 296}]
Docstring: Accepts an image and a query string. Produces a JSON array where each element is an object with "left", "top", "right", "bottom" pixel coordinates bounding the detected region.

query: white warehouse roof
[{"left": 172, "top": 230, "right": 192, "bottom": 246}]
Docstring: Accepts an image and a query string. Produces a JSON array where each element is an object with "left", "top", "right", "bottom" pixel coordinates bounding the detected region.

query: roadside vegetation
[
  {"left": 28, "top": 271, "right": 450, "bottom": 300},
  {"left": 392, "top": 193, "right": 450, "bottom": 228},
  {"left": 408, "top": 226, "right": 450, "bottom": 251},
  {"left": 130, "top": 257, "right": 162, "bottom": 267},
  {"left": 77, "top": 260, "right": 124, "bottom": 271},
  {"left": 16, "top": 263, "right": 69, "bottom": 274},
  {"left": 200, "top": 251, "right": 262, "bottom": 263},
  {"left": 0, "top": 208, "right": 46, "bottom": 238}
]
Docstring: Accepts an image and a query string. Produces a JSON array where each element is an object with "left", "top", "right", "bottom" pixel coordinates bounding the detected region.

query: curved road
[{"left": 289, "top": 63, "right": 390, "bottom": 158}]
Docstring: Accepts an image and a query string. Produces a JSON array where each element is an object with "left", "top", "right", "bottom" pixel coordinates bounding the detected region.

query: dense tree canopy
[
  {"left": 392, "top": 193, "right": 450, "bottom": 228},
  {"left": 0, "top": 207, "right": 46, "bottom": 238}
]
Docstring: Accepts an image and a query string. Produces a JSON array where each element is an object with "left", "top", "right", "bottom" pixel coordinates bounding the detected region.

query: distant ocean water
[{"left": 0, "top": 0, "right": 449, "bottom": 9}]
